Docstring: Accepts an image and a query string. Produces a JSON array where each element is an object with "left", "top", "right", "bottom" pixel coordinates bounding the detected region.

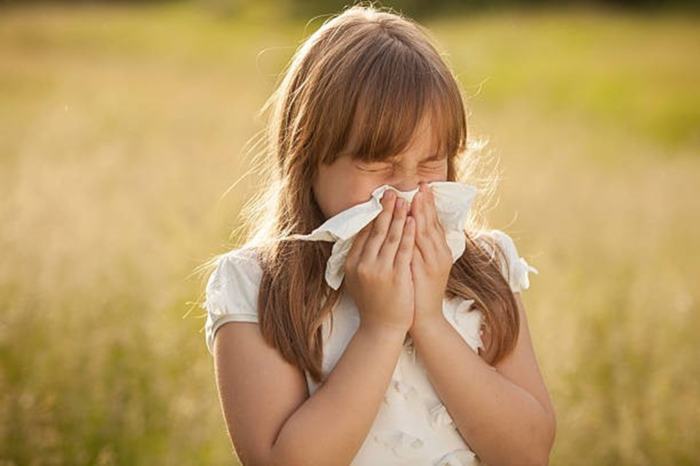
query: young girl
[{"left": 201, "top": 5, "right": 556, "bottom": 465}]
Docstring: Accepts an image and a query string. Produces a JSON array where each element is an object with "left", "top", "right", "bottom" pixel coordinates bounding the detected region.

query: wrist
[
  {"left": 409, "top": 313, "right": 448, "bottom": 338},
  {"left": 359, "top": 320, "right": 409, "bottom": 342}
]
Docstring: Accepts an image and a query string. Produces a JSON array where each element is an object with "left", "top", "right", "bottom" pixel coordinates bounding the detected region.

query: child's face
[{"left": 312, "top": 118, "right": 448, "bottom": 219}]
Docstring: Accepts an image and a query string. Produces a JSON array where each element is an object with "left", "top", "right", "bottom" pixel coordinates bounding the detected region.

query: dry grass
[{"left": 0, "top": 3, "right": 698, "bottom": 465}]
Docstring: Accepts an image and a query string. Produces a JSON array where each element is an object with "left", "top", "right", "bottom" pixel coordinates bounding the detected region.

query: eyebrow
[{"left": 385, "top": 152, "right": 444, "bottom": 163}]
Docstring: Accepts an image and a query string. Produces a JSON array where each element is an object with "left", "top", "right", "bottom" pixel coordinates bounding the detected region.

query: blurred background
[{"left": 1, "top": 0, "right": 698, "bottom": 464}]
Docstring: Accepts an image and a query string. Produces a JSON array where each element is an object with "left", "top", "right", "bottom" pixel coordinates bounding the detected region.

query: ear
[{"left": 478, "top": 319, "right": 499, "bottom": 365}]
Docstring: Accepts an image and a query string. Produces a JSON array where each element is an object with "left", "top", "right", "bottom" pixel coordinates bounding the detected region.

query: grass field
[{"left": 1, "top": 3, "right": 698, "bottom": 465}]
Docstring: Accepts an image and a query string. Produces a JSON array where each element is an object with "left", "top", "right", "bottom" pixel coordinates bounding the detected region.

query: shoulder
[
  {"left": 213, "top": 245, "right": 262, "bottom": 276},
  {"left": 202, "top": 245, "right": 264, "bottom": 354},
  {"left": 205, "top": 246, "right": 263, "bottom": 298},
  {"left": 472, "top": 228, "right": 539, "bottom": 293}
]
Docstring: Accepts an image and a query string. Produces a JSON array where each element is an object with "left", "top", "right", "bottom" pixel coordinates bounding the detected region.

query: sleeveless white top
[{"left": 203, "top": 228, "right": 538, "bottom": 466}]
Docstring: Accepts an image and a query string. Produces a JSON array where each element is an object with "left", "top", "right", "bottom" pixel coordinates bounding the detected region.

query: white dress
[{"left": 203, "top": 228, "right": 538, "bottom": 466}]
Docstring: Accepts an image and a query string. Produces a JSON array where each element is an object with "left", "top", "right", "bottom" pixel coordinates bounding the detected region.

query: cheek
[
  {"left": 426, "top": 170, "right": 447, "bottom": 182},
  {"left": 315, "top": 173, "right": 377, "bottom": 218},
  {"left": 423, "top": 162, "right": 448, "bottom": 181},
  {"left": 339, "top": 176, "right": 379, "bottom": 210}
]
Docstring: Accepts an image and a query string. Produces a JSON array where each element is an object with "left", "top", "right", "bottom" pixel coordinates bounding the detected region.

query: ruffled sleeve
[
  {"left": 202, "top": 247, "right": 262, "bottom": 354},
  {"left": 477, "top": 229, "right": 539, "bottom": 293}
]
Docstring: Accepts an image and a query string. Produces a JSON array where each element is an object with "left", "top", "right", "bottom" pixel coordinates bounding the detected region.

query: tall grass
[{"left": 0, "top": 3, "right": 698, "bottom": 465}]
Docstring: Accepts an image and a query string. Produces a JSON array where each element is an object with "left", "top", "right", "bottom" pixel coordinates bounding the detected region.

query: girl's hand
[
  {"left": 343, "top": 190, "right": 416, "bottom": 334},
  {"left": 408, "top": 182, "right": 452, "bottom": 333}
]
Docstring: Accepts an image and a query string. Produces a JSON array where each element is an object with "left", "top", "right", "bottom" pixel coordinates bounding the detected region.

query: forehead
[
  {"left": 346, "top": 111, "right": 440, "bottom": 163},
  {"left": 389, "top": 115, "right": 436, "bottom": 160}
]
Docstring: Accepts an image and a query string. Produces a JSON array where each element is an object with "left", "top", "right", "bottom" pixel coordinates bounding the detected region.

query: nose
[{"left": 391, "top": 174, "right": 422, "bottom": 194}]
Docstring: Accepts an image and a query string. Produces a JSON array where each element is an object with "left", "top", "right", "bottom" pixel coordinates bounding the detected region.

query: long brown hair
[{"left": 202, "top": 4, "right": 519, "bottom": 384}]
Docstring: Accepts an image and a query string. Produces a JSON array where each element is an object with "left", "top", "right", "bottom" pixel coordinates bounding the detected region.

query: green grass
[{"left": 0, "top": 3, "right": 698, "bottom": 465}]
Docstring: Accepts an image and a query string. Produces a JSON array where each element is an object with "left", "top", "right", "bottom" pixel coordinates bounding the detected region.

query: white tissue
[{"left": 282, "top": 181, "right": 477, "bottom": 290}]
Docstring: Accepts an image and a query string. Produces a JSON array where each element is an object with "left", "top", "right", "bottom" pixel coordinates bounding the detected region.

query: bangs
[{"left": 336, "top": 38, "right": 466, "bottom": 163}]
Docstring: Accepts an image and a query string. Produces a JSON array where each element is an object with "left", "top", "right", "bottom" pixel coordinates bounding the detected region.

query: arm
[
  {"left": 410, "top": 292, "right": 556, "bottom": 466},
  {"left": 213, "top": 320, "right": 406, "bottom": 466}
]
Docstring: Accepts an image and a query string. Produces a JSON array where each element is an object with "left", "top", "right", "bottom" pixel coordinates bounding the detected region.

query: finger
[
  {"left": 362, "top": 190, "right": 397, "bottom": 260},
  {"left": 378, "top": 195, "right": 408, "bottom": 263},
  {"left": 421, "top": 183, "right": 443, "bottom": 233},
  {"left": 345, "top": 222, "right": 372, "bottom": 269},
  {"left": 394, "top": 214, "right": 415, "bottom": 272},
  {"left": 410, "top": 231, "right": 425, "bottom": 274},
  {"left": 414, "top": 222, "right": 431, "bottom": 265},
  {"left": 415, "top": 185, "right": 446, "bottom": 258},
  {"left": 411, "top": 190, "right": 432, "bottom": 253},
  {"left": 417, "top": 203, "right": 445, "bottom": 266}
]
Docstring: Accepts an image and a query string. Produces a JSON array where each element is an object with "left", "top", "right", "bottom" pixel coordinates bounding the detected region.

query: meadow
[{"left": 0, "top": 3, "right": 698, "bottom": 465}]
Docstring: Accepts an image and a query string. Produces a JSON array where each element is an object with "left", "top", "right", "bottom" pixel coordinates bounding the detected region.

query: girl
[{"left": 201, "top": 4, "right": 556, "bottom": 466}]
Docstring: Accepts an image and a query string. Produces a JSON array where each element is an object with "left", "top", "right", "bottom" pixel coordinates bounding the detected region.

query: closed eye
[
  {"left": 355, "top": 156, "right": 446, "bottom": 172},
  {"left": 355, "top": 163, "right": 393, "bottom": 173}
]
